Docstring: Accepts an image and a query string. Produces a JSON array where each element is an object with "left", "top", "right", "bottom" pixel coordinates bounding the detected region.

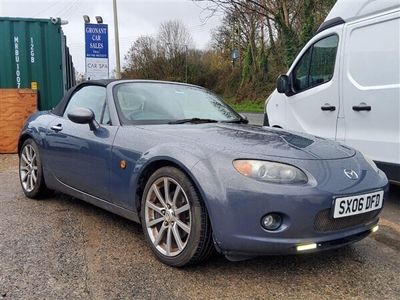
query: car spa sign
[{"left": 85, "top": 23, "right": 109, "bottom": 80}]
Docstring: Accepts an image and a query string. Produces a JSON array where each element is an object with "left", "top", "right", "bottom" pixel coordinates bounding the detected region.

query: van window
[
  {"left": 293, "top": 35, "right": 339, "bottom": 93},
  {"left": 293, "top": 48, "right": 312, "bottom": 91}
]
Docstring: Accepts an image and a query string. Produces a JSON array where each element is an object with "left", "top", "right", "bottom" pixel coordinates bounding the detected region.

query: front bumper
[
  {"left": 211, "top": 185, "right": 384, "bottom": 257},
  {"left": 191, "top": 152, "right": 389, "bottom": 258},
  {"left": 218, "top": 221, "right": 379, "bottom": 260},
  {"left": 222, "top": 226, "right": 377, "bottom": 261}
]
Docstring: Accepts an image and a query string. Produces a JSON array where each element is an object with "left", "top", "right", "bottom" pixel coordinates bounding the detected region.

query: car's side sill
[{"left": 56, "top": 179, "right": 141, "bottom": 224}]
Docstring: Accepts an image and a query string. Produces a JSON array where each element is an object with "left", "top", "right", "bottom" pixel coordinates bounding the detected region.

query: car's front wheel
[
  {"left": 19, "top": 139, "right": 51, "bottom": 199},
  {"left": 141, "top": 166, "right": 214, "bottom": 267}
]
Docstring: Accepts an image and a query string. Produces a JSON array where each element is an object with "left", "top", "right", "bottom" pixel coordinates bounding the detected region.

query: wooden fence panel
[{"left": 0, "top": 89, "right": 37, "bottom": 154}]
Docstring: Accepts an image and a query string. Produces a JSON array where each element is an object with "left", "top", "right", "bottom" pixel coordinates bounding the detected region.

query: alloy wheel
[
  {"left": 20, "top": 144, "right": 38, "bottom": 193},
  {"left": 144, "top": 177, "right": 192, "bottom": 256}
]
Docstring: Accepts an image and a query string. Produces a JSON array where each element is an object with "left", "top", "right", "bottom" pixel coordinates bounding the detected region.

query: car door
[
  {"left": 284, "top": 27, "right": 342, "bottom": 140},
  {"left": 45, "top": 85, "right": 117, "bottom": 200},
  {"left": 341, "top": 12, "right": 400, "bottom": 166}
]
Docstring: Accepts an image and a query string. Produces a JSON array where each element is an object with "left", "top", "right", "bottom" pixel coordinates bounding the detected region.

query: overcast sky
[{"left": 0, "top": 0, "right": 221, "bottom": 76}]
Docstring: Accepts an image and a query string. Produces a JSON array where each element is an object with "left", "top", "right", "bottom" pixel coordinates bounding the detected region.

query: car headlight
[
  {"left": 363, "top": 154, "right": 379, "bottom": 173},
  {"left": 233, "top": 160, "right": 308, "bottom": 184}
]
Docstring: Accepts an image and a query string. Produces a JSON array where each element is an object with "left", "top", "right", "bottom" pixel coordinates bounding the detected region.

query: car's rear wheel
[
  {"left": 19, "top": 139, "right": 51, "bottom": 199},
  {"left": 141, "top": 166, "right": 214, "bottom": 267}
]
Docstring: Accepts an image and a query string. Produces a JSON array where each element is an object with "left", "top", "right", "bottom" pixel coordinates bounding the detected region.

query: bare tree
[
  {"left": 123, "top": 20, "right": 193, "bottom": 81},
  {"left": 121, "top": 2, "right": 336, "bottom": 102},
  {"left": 123, "top": 35, "right": 159, "bottom": 78},
  {"left": 196, "top": 0, "right": 336, "bottom": 66},
  {"left": 157, "top": 20, "right": 193, "bottom": 59}
]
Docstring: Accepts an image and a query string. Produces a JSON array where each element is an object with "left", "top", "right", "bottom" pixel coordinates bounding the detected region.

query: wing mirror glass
[
  {"left": 276, "top": 75, "right": 290, "bottom": 94},
  {"left": 67, "top": 107, "right": 99, "bottom": 131}
]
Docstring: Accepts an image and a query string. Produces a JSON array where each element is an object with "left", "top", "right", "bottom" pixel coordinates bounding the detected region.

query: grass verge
[{"left": 224, "top": 100, "right": 265, "bottom": 113}]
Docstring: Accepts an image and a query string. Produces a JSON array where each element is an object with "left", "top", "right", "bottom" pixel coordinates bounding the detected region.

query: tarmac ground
[{"left": 0, "top": 152, "right": 399, "bottom": 300}]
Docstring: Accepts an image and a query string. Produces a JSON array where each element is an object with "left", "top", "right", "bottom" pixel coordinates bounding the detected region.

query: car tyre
[
  {"left": 141, "top": 166, "right": 214, "bottom": 267},
  {"left": 19, "top": 139, "right": 52, "bottom": 199}
]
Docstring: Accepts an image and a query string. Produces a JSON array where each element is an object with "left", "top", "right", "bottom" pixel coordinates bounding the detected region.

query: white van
[{"left": 265, "top": 0, "right": 400, "bottom": 183}]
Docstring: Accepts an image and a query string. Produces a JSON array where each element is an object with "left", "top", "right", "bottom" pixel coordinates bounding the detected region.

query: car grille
[{"left": 314, "top": 209, "right": 380, "bottom": 232}]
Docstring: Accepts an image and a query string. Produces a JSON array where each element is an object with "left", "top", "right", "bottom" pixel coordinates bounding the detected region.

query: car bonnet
[{"left": 156, "top": 123, "right": 356, "bottom": 160}]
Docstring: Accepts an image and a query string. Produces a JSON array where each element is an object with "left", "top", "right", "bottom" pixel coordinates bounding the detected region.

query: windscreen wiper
[
  {"left": 168, "top": 118, "right": 219, "bottom": 124},
  {"left": 223, "top": 117, "right": 249, "bottom": 124}
]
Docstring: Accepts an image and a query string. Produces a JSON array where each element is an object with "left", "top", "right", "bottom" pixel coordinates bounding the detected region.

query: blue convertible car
[{"left": 18, "top": 80, "right": 388, "bottom": 266}]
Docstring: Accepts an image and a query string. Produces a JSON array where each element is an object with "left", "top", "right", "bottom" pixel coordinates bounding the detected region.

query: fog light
[
  {"left": 371, "top": 225, "right": 379, "bottom": 233},
  {"left": 296, "top": 243, "right": 317, "bottom": 252},
  {"left": 261, "top": 213, "right": 282, "bottom": 231}
]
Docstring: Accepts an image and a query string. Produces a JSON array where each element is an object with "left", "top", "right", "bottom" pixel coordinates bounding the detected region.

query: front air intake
[{"left": 314, "top": 209, "right": 380, "bottom": 232}]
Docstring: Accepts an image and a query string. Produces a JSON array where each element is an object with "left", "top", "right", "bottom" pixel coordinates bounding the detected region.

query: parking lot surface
[
  {"left": 0, "top": 154, "right": 399, "bottom": 299},
  {"left": 241, "top": 112, "right": 264, "bottom": 125}
]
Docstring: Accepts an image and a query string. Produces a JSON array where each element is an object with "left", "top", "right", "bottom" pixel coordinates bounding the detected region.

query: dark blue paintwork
[{"left": 19, "top": 80, "right": 389, "bottom": 258}]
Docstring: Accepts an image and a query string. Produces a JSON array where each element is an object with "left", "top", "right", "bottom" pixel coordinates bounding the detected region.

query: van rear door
[{"left": 342, "top": 11, "right": 400, "bottom": 169}]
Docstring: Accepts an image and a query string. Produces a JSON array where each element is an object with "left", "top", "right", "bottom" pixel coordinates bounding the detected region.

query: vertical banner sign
[{"left": 85, "top": 23, "right": 109, "bottom": 79}]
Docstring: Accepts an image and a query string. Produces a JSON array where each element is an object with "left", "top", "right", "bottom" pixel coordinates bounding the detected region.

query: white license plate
[{"left": 333, "top": 190, "right": 383, "bottom": 219}]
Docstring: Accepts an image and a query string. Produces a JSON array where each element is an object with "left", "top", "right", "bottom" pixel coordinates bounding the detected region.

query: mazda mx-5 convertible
[{"left": 18, "top": 80, "right": 388, "bottom": 266}]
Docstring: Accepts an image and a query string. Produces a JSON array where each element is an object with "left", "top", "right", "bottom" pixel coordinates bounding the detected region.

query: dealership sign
[{"left": 85, "top": 23, "right": 109, "bottom": 80}]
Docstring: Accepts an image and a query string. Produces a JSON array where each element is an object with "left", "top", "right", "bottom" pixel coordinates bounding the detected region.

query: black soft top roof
[{"left": 51, "top": 80, "right": 117, "bottom": 116}]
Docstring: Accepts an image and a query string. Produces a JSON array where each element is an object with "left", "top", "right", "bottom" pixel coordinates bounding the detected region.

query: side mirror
[
  {"left": 276, "top": 75, "right": 289, "bottom": 94},
  {"left": 67, "top": 107, "right": 99, "bottom": 131}
]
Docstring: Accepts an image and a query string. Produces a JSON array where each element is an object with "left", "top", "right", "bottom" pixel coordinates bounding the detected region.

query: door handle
[
  {"left": 321, "top": 104, "right": 336, "bottom": 111},
  {"left": 352, "top": 103, "right": 371, "bottom": 111},
  {"left": 51, "top": 124, "right": 63, "bottom": 132}
]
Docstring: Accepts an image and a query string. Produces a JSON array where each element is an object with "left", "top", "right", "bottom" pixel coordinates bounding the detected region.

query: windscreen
[{"left": 114, "top": 82, "right": 241, "bottom": 124}]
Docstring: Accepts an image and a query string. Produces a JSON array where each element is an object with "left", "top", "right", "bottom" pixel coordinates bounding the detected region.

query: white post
[{"left": 113, "top": 0, "right": 121, "bottom": 79}]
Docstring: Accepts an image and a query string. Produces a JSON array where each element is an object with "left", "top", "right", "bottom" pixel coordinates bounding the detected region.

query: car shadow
[
  {"left": 49, "top": 191, "right": 374, "bottom": 273},
  {"left": 54, "top": 191, "right": 144, "bottom": 235}
]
